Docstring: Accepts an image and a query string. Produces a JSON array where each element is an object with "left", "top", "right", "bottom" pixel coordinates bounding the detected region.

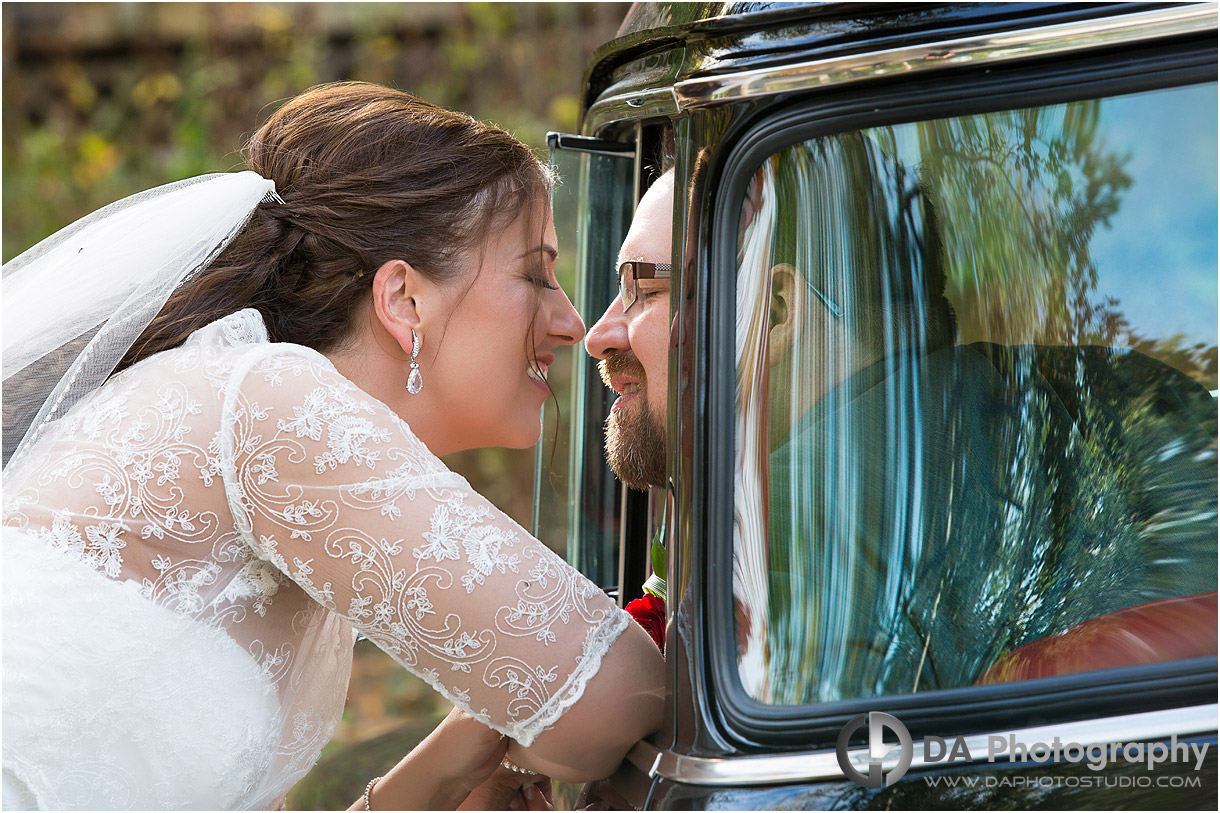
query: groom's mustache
[{"left": 598, "top": 351, "right": 647, "bottom": 393}]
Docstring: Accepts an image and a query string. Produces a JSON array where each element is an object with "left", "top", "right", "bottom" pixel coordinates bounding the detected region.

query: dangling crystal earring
[{"left": 406, "top": 330, "right": 423, "bottom": 394}]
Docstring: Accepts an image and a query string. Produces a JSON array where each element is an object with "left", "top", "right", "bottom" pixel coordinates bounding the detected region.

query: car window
[
  {"left": 732, "top": 81, "right": 1218, "bottom": 705},
  {"left": 541, "top": 139, "right": 635, "bottom": 591}
]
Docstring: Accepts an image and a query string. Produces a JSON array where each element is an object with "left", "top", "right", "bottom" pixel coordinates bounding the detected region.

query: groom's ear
[
  {"left": 767, "top": 263, "right": 800, "bottom": 368},
  {"left": 372, "top": 259, "right": 433, "bottom": 355}
]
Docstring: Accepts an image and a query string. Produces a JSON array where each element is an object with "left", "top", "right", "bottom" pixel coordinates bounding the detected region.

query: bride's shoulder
[
  {"left": 179, "top": 308, "right": 272, "bottom": 357},
  {"left": 121, "top": 309, "right": 348, "bottom": 408},
  {"left": 177, "top": 308, "right": 336, "bottom": 379},
  {"left": 192, "top": 313, "right": 371, "bottom": 407},
  {"left": 167, "top": 309, "right": 402, "bottom": 433}
]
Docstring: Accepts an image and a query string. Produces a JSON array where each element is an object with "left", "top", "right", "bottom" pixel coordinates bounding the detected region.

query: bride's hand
[
  {"left": 350, "top": 707, "right": 517, "bottom": 810},
  {"left": 425, "top": 706, "right": 513, "bottom": 800},
  {"left": 458, "top": 768, "right": 552, "bottom": 811}
]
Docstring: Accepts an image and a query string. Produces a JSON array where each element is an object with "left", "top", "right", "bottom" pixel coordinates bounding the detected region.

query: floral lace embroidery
[
  {"left": 4, "top": 306, "right": 627, "bottom": 813},
  {"left": 220, "top": 342, "right": 626, "bottom": 744}
]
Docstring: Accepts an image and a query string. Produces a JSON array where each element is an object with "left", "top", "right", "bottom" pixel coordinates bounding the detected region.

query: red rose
[{"left": 625, "top": 594, "right": 666, "bottom": 653}]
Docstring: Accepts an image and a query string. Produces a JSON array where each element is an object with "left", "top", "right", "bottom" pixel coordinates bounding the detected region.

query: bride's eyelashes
[{"left": 525, "top": 273, "right": 559, "bottom": 291}]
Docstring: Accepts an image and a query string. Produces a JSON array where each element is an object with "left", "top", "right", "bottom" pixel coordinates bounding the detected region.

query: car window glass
[
  {"left": 541, "top": 144, "right": 635, "bottom": 589},
  {"left": 732, "top": 81, "right": 1218, "bottom": 704}
]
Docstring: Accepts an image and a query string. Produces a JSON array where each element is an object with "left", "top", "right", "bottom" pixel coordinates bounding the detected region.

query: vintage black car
[{"left": 536, "top": 2, "right": 1218, "bottom": 809}]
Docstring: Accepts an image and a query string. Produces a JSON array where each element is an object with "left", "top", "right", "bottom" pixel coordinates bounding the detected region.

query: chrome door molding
[
  {"left": 584, "top": 86, "right": 681, "bottom": 140},
  {"left": 627, "top": 704, "right": 1218, "bottom": 786},
  {"left": 670, "top": 4, "right": 1215, "bottom": 111}
]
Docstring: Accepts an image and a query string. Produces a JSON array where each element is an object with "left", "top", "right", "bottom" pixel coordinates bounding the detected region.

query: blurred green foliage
[
  {"left": 2, "top": 4, "right": 628, "bottom": 808},
  {"left": 3, "top": 2, "right": 627, "bottom": 260}
]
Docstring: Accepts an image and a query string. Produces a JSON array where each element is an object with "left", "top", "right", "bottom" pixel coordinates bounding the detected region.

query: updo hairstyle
[{"left": 119, "top": 81, "right": 551, "bottom": 371}]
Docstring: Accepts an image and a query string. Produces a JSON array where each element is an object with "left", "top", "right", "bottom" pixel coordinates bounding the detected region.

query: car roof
[{"left": 579, "top": 2, "right": 1147, "bottom": 123}]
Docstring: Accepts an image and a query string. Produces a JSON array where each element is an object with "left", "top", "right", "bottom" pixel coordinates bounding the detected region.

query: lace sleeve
[{"left": 216, "top": 345, "right": 628, "bottom": 746}]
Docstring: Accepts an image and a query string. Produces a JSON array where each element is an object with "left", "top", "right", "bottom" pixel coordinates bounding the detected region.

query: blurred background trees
[{"left": 2, "top": 3, "right": 629, "bottom": 808}]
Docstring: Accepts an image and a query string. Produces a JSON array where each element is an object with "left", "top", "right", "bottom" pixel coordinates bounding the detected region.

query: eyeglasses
[
  {"left": 618, "top": 261, "right": 671, "bottom": 312},
  {"left": 618, "top": 259, "right": 839, "bottom": 318}
]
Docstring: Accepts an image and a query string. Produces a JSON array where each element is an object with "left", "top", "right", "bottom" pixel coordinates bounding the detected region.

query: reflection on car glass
[{"left": 733, "top": 81, "right": 1219, "bottom": 705}]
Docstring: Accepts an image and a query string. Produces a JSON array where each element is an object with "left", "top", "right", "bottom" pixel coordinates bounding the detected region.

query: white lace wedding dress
[{"left": 2, "top": 309, "right": 628, "bottom": 810}]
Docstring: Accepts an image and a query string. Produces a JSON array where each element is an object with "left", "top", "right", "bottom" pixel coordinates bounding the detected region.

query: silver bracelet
[
  {"left": 500, "top": 757, "right": 538, "bottom": 776},
  {"left": 363, "top": 775, "right": 383, "bottom": 811}
]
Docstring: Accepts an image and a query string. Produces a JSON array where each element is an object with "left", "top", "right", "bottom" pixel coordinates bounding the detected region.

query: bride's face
[{"left": 423, "top": 204, "right": 584, "bottom": 452}]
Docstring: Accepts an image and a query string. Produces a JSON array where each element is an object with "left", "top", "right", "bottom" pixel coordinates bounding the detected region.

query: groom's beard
[{"left": 600, "top": 353, "right": 667, "bottom": 491}]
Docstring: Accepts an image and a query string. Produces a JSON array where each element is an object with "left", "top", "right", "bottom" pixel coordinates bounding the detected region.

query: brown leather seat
[{"left": 976, "top": 592, "right": 1218, "bottom": 685}]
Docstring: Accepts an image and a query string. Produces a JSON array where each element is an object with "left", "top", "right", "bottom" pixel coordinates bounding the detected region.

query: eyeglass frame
[
  {"left": 803, "top": 277, "right": 843, "bottom": 319},
  {"left": 619, "top": 259, "right": 840, "bottom": 319},
  {"left": 617, "top": 261, "right": 672, "bottom": 312}
]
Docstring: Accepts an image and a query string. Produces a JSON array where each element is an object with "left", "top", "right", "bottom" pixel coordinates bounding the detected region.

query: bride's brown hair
[{"left": 118, "top": 81, "right": 551, "bottom": 371}]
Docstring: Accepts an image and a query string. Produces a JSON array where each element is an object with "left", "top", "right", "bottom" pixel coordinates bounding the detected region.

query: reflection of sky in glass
[{"left": 1092, "top": 84, "right": 1217, "bottom": 346}]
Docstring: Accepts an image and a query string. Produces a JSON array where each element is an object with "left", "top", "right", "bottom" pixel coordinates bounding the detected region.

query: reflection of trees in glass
[
  {"left": 872, "top": 98, "right": 1216, "bottom": 388},
  {"left": 1110, "top": 329, "right": 1216, "bottom": 392},
  {"left": 878, "top": 102, "right": 1132, "bottom": 345},
  {"left": 748, "top": 94, "right": 1218, "bottom": 706}
]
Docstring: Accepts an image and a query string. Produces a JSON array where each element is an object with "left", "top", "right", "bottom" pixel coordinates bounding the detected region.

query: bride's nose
[{"left": 548, "top": 289, "right": 586, "bottom": 346}]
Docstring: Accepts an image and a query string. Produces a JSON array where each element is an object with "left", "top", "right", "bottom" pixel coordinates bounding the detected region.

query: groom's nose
[{"left": 585, "top": 297, "right": 629, "bottom": 360}]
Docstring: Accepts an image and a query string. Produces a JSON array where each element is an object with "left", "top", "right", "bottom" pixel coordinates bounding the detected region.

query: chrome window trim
[
  {"left": 584, "top": 86, "right": 680, "bottom": 139},
  {"left": 668, "top": 4, "right": 1214, "bottom": 111},
  {"left": 626, "top": 704, "right": 1218, "bottom": 786}
]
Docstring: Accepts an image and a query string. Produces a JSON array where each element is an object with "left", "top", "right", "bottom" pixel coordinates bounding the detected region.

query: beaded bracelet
[
  {"left": 363, "top": 775, "right": 383, "bottom": 811},
  {"left": 500, "top": 757, "right": 538, "bottom": 777}
]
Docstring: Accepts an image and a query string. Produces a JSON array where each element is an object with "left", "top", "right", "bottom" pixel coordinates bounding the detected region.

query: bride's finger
[{"left": 521, "top": 782, "right": 553, "bottom": 811}]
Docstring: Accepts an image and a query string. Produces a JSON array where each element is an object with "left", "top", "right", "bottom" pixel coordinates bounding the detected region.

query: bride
[{"left": 2, "top": 81, "right": 664, "bottom": 810}]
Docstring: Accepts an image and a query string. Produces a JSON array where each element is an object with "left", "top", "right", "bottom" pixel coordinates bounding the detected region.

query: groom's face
[{"left": 585, "top": 173, "right": 674, "bottom": 491}]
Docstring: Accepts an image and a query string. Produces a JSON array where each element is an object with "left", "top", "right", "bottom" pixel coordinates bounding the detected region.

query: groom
[
  {"left": 584, "top": 169, "right": 675, "bottom": 493},
  {"left": 583, "top": 169, "right": 675, "bottom": 653}
]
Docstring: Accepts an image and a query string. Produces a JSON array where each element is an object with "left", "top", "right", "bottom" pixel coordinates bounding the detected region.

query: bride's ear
[{"left": 371, "top": 259, "right": 429, "bottom": 354}]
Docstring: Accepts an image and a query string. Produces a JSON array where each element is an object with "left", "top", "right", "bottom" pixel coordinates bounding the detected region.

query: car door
[{"left": 543, "top": 3, "right": 1218, "bottom": 809}]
